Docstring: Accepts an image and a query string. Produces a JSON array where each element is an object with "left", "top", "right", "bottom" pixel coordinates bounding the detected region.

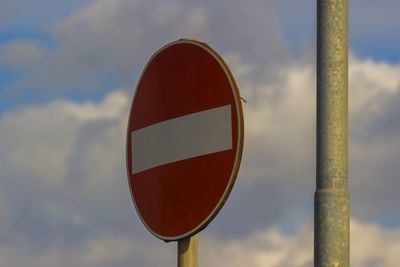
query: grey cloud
[
  {"left": 1, "top": 0, "right": 289, "bottom": 95},
  {"left": 0, "top": 0, "right": 92, "bottom": 29},
  {"left": 349, "top": 0, "right": 400, "bottom": 39},
  {"left": 2, "top": 0, "right": 400, "bottom": 99}
]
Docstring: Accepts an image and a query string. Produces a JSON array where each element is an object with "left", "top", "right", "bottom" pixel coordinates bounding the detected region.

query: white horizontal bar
[{"left": 131, "top": 105, "right": 232, "bottom": 174}]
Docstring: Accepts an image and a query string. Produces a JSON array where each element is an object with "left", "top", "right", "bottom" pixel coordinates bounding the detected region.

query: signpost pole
[
  {"left": 315, "top": 0, "right": 349, "bottom": 267},
  {"left": 178, "top": 235, "right": 198, "bottom": 267}
]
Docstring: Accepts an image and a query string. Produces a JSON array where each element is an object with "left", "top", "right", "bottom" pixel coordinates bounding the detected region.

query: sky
[{"left": 0, "top": 0, "right": 400, "bottom": 266}]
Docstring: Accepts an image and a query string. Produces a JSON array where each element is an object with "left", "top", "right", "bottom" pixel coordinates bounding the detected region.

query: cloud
[
  {"left": 348, "top": 57, "right": 400, "bottom": 222},
  {"left": 0, "top": 0, "right": 93, "bottom": 29},
  {"left": 201, "top": 222, "right": 313, "bottom": 267},
  {"left": 1, "top": 0, "right": 400, "bottom": 265},
  {"left": 0, "top": 0, "right": 288, "bottom": 95},
  {"left": 206, "top": 62, "right": 315, "bottom": 236},
  {"left": 0, "top": 235, "right": 175, "bottom": 267},
  {"left": 274, "top": 0, "right": 400, "bottom": 61},
  {"left": 209, "top": 54, "right": 400, "bottom": 236},
  {"left": 1, "top": 53, "right": 400, "bottom": 265},
  {"left": 202, "top": 219, "right": 400, "bottom": 267},
  {"left": 0, "top": 91, "right": 134, "bottom": 251},
  {"left": 0, "top": 89, "right": 177, "bottom": 266},
  {"left": 349, "top": 0, "right": 400, "bottom": 57},
  {"left": 2, "top": 0, "right": 400, "bottom": 100}
]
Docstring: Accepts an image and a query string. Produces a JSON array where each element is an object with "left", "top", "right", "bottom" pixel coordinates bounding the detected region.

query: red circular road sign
[{"left": 126, "top": 39, "right": 244, "bottom": 241}]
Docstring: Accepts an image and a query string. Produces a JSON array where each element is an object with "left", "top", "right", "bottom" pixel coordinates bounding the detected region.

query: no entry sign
[{"left": 126, "top": 39, "right": 244, "bottom": 241}]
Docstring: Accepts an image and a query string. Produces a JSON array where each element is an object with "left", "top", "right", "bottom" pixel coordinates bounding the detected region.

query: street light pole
[{"left": 315, "top": 0, "right": 349, "bottom": 267}]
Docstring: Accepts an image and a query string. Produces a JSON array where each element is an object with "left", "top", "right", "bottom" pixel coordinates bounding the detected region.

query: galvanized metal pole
[
  {"left": 178, "top": 235, "right": 198, "bottom": 267},
  {"left": 315, "top": 0, "right": 349, "bottom": 267}
]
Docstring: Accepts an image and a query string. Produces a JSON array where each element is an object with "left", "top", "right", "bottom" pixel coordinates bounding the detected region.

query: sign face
[{"left": 126, "top": 39, "right": 244, "bottom": 241}]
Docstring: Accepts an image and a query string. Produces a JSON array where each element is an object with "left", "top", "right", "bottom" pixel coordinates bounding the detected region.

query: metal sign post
[
  {"left": 178, "top": 235, "right": 198, "bottom": 267},
  {"left": 315, "top": 0, "right": 349, "bottom": 267}
]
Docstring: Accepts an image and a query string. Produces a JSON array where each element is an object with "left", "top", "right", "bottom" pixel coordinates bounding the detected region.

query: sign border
[{"left": 126, "top": 39, "right": 244, "bottom": 241}]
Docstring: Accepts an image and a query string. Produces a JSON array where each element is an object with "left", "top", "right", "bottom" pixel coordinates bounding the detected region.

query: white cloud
[
  {"left": 201, "top": 219, "right": 400, "bottom": 267},
  {"left": 241, "top": 63, "right": 315, "bottom": 184},
  {"left": 0, "top": 90, "right": 176, "bottom": 267},
  {"left": 1, "top": 54, "right": 400, "bottom": 265},
  {"left": 0, "top": 90, "right": 139, "bottom": 259},
  {"left": 347, "top": 57, "right": 400, "bottom": 221},
  {"left": 0, "top": 91, "right": 127, "bottom": 186},
  {"left": 201, "top": 223, "right": 313, "bottom": 267},
  {"left": 207, "top": 54, "right": 400, "bottom": 236},
  {"left": 351, "top": 220, "right": 400, "bottom": 267},
  {"left": 349, "top": 56, "right": 400, "bottom": 114}
]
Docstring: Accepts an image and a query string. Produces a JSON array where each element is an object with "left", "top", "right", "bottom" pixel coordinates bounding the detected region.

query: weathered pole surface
[
  {"left": 315, "top": 0, "right": 349, "bottom": 267},
  {"left": 178, "top": 235, "right": 198, "bottom": 267}
]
